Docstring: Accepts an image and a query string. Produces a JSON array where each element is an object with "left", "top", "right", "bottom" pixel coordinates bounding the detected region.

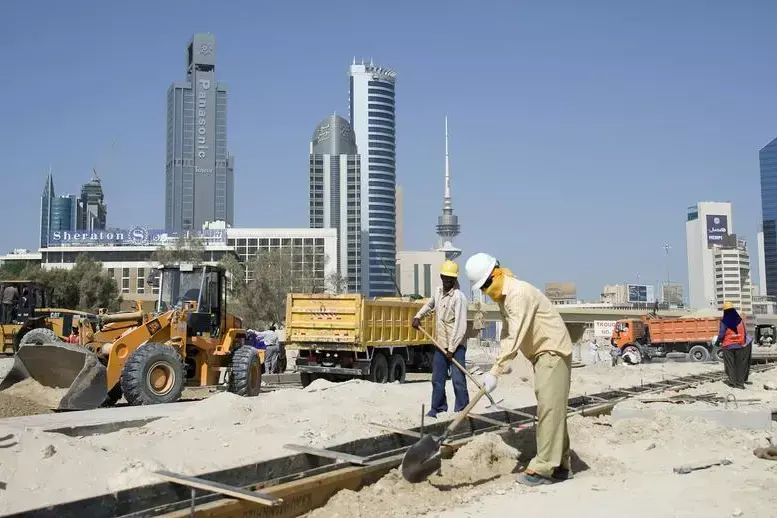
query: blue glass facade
[
  {"left": 760, "top": 137, "right": 777, "bottom": 296},
  {"left": 350, "top": 64, "right": 397, "bottom": 297},
  {"left": 50, "top": 195, "right": 78, "bottom": 233},
  {"left": 40, "top": 173, "right": 53, "bottom": 247}
]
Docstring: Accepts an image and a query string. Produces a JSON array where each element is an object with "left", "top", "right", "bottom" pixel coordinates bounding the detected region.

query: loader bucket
[{"left": 0, "top": 342, "right": 108, "bottom": 411}]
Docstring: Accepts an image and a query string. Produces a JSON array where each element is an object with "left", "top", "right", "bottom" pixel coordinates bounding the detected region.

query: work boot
[
  {"left": 516, "top": 471, "right": 557, "bottom": 486},
  {"left": 552, "top": 466, "right": 573, "bottom": 480}
]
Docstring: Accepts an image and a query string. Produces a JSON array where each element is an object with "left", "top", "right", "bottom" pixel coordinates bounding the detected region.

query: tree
[
  {"left": 151, "top": 235, "right": 205, "bottom": 266},
  {"left": 4, "top": 256, "right": 120, "bottom": 312},
  {"left": 325, "top": 271, "right": 349, "bottom": 294},
  {"left": 222, "top": 248, "right": 323, "bottom": 328}
]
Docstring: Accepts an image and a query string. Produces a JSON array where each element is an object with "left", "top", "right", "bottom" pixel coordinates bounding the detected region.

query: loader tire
[
  {"left": 19, "top": 328, "right": 58, "bottom": 348},
  {"left": 229, "top": 345, "right": 262, "bottom": 397},
  {"left": 121, "top": 343, "right": 185, "bottom": 406}
]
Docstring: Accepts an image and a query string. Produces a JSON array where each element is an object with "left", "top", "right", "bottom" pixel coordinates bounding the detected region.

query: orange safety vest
[{"left": 721, "top": 321, "right": 746, "bottom": 348}]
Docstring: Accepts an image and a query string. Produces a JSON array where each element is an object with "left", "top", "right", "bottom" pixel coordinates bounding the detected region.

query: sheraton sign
[{"left": 48, "top": 227, "right": 226, "bottom": 247}]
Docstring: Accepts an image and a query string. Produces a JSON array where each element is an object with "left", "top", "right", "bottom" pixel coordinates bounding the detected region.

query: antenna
[{"left": 444, "top": 116, "right": 451, "bottom": 203}]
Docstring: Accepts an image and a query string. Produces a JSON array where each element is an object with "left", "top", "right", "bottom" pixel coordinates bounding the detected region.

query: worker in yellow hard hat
[
  {"left": 412, "top": 260, "right": 469, "bottom": 418},
  {"left": 716, "top": 301, "right": 748, "bottom": 389}
]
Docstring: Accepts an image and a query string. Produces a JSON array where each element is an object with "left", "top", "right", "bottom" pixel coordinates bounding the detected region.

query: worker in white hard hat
[
  {"left": 465, "top": 252, "right": 574, "bottom": 486},
  {"left": 412, "top": 260, "right": 469, "bottom": 418}
]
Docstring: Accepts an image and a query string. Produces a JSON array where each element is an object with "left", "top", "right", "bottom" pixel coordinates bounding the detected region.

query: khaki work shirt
[
  {"left": 491, "top": 277, "right": 573, "bottom": 376},
  {"left": 415, "top": 286, "right": 468, "bottom": 353}
]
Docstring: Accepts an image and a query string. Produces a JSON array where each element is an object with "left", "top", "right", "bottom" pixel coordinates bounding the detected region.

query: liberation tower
[{"left": 436, "top": 116, "right": 461, "bottom": 259}]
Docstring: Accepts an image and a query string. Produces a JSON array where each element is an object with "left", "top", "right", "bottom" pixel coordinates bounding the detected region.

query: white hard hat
[{"left": 465, "top": 253, "right": 497, "bottom": 289}]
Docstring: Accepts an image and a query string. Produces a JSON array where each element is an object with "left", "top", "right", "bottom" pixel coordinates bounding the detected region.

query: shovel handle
[
  {"left": 418, "top": 327, "right": 498, "bottom": 404},
  {"left": 442, "top": 386, "right": 488, "bottom": 440}
]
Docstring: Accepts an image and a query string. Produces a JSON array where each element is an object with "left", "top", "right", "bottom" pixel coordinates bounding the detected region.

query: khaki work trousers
[{"left": 526, "top": 351, "right": 572, "bottom": 477}]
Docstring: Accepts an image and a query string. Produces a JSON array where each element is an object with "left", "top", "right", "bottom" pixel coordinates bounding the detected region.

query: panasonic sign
[{"left": 196, "top": 79, "right": 211, "bottom": 160}]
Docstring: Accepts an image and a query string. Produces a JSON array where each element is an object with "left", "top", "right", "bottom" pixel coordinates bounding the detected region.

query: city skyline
[{"left": 4, "top": 3, "right": 776, "bottom": 300}]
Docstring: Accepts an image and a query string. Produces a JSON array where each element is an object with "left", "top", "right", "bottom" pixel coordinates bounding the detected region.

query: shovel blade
[{"left": 401, "top": 434, "right": 442, "bottom": 483}]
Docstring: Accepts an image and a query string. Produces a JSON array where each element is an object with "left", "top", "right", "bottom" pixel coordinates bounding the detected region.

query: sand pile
[
  {"left": 0, "top": 378, "right": 66, "bottom": 417},
  {"left": 310, "top": 434, "right": 521, "bottom": 518},
  {"left": 0, "top": 392, "right": 51, "bottom": 418}
]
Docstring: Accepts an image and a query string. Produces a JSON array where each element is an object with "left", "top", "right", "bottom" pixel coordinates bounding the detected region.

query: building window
[
  {"left": 423, "top": 264, "right": 431, "bottom": 298},
  {"left": 122, "top": 268, "right": 130, "bottom": 294},
  {"left": 137, "top": 268, "right": 145, "bottom": 294},
  {"left": 107, "top": 268, "right": 114, "bottom": 278},
  {"left": 413, "top": 264, "right": 419, "bottom": 295}
]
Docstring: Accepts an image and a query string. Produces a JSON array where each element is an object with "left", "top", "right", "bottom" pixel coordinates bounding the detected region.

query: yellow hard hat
[
  {"left": 440, "top": 260, "right": 459, "bottom": 278},
  {"left": 722, "top": 301, "right": 735, "bottom": 311}
]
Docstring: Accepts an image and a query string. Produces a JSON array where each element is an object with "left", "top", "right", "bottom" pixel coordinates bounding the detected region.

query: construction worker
[
  {"left": 66, "top": 325, "right": 80, "bottom": 344},
  {"left": 465, "top": 252, "right": 573, "bottom": 486},
  {"left": 258, "top": 325, "right": 282, "bottom": 373},
  {"left": 1, "top": 284, "right": 19, "bottom": 324},
  {"left": 716, "top": 301, "right": 748, "bottom": 389},
  {"left": 412, "top": 260, "right": 469, "bottom": 418}
]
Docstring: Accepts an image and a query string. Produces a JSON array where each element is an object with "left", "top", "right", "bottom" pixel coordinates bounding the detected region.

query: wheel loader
[
  {"left": 0, "top": 264, "right": 262, "bottom": 410},
  {"left": 0, "top": 280, "right": 108, "bottom": 354}
]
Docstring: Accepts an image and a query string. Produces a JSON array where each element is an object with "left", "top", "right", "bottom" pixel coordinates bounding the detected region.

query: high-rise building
[
  {"left": 396, "top": 184, "right": 404, "bottom": 251},
  {"left": 712, "top": 237, "right": 753, "bottom": 315},
  {"left": 759, "top": 137, "right": 777, "bottom": 297},
  {"left": 309, "top": 115, "right": 362, "bottom": 292},
  {"left": 349, "top": 60, "right": 397, "bottom": 296},
  {"left": 40, "top": 171, "right": 54, "bottom": 247},
  {"left": 50, "top": 195, "right": 78, "bottom": 235},
  {"left": 436, "top": 116, "right": 461, "bottom": 260},
  {"left": 757, "top": 227, "right": 767, "bottom": 296},
  {"left": 685, "top": 201, "right": 734, "bottom": 309},
  {"left": 78, "top": 169, "right": 107, "bottom": 231},
  {"left": 166, "top": 33, "right": 234, "bottom": 232}
]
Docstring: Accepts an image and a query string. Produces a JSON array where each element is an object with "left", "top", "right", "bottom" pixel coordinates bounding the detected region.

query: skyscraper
[
  {"left": 79, "top": 169, "right": 107, "bottom": 231},
  {"left": 50, "top": 195, "right": 78, "bottom": 235},
  {"left": 349, "top": 60, "right": 397, "bottom": 296},
  {"left": 436, "top": 116, "right": 461, "bottom": 259},
  {"left": 759, "top": 136, "right": 777, "bottom": 296},
  {"left": 685, "top": 201, "right": 734, "bottom": 309},
  {"left": 40, "top": 171, "right": 53, "bottom": 247},
  {"left": 166, "top": 33, "right": 234, "bottom": 232},
  {"left": 309, "top": 115, "right": 362, "bottom": 292}
]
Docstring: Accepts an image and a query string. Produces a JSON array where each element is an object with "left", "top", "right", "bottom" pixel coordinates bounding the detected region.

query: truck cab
[{"left": 611, "top": 319, "right": 646, "bottom": 350}]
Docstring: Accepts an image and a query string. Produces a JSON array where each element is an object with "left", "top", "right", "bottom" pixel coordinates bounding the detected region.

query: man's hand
[
  {"left": 445, "top": 350, "right": 453, "bottom": 361},
  {"left": 482, "top": 373, "right": 498, "bottom": 393},
  {"left": 412, "top": 317, "right": 421, "bottom": 330}
]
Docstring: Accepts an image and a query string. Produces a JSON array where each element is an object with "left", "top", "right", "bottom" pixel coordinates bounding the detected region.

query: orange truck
[{"left": 611, "top": 316, "right": 722, "bottom": 364}]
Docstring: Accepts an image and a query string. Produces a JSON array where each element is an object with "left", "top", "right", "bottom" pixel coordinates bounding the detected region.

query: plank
[
  {"left": 153, "top": 470, "right": 281, "bottom": 506},
  {"left": 467, "top": 413, "right": 511, "bottom": 428},
  {"left": 283, "top": 444, "right": 371, "bottom": 465},
  {"left": 368, "top": 422, "right": 423, "bottom": 438}
]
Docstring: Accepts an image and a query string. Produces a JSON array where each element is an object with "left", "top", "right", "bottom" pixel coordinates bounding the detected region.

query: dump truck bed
[
  {"left": 648, "top": 317, "right": 719, "bottom": 344},
  {"left": 285, "top": 293, "right": 435, "bottom": 350}
]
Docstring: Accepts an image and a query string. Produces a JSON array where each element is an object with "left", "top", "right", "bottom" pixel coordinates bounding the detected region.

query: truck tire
[
  {"left": 688, "top": 345, "right": 710, "bottom": 363},
  {"left": 368, "top": 352, "right": 389, "bottom": 384},
  {"left": 19, "top": 328, "right": 59, "bottom": 348},
  {"left": 229, "top": 345, "right": 262, "bottom": 397},
  {"left": 388, "top": 353, "right": 407, "bottom": 383},
  {"left": 121, "top": 343, "right": 185, "bottom": 406},
  {"left": 712, "top": 346, "right": 724, "bottom": 362}
]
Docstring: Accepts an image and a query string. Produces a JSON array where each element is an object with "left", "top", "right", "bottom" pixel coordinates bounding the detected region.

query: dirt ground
[
  {"left": 310, "top": 368, "right": 777, "bottom": 518},
  {"left": 0, "top": 350, "right": 764, "bottom": 515}
]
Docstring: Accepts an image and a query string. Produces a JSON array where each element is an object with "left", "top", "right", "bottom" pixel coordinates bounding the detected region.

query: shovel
[
  {"left": 417, "top": 327, "right": 505, "bottom": 409},
  {"left": 401, "top": 385, "right": 488, "bottom": 483}
]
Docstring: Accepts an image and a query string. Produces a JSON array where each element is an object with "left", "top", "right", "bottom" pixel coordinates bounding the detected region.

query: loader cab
[
  {"left": 0, "top": 280, "right": 46, "bottom": 323},
  {"left": 155, "top": 264, "right": 226, "bottom": 339},
  {"left": 755, "top": 324, "right": 776, "bottom": 347}
]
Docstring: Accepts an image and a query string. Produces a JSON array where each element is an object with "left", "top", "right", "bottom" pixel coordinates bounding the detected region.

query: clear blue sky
[{"left": 3, "top": 1, "right": 776, "bottom": 300}]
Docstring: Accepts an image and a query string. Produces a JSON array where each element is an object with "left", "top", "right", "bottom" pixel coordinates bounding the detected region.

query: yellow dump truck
[{"left": 285, "top": 293, "right": 436, "bottom": 387}]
